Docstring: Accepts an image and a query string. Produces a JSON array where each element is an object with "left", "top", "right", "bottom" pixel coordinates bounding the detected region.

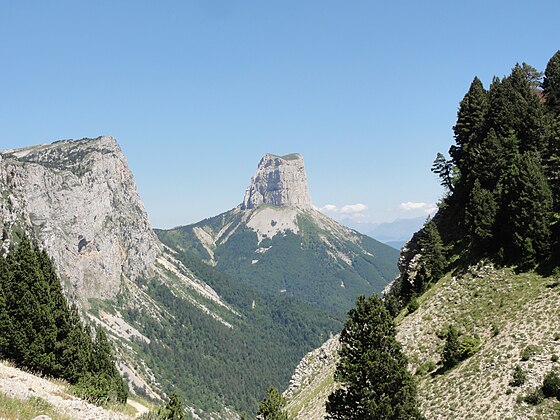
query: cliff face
[
  {"left": 242, "top": 153, "right": 313, "bottom": 210},
  {"left": 0, "top": 136, "right": 161, "bottom": 303}
]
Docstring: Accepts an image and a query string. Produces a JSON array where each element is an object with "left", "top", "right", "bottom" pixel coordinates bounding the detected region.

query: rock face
[
  {"left": 242, "top": 153, "right": 313, "bottom": 210},
  {"left": 0, "top": 137, "right": 161, "bottom": 303}
]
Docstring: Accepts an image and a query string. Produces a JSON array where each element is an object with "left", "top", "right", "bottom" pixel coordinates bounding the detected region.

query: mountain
[
  {"left": 156, "top": 153, "right": 399, "bottom": 313},
  {"left": 347, "top": 216, "right": 427, "bottom": 250},
  {"left": 0, "top": 136, "right": 396, "bottom": 418}
]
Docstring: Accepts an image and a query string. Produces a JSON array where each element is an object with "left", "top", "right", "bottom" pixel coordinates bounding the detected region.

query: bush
[
  {"left": 416, "top": 360, "right": 436, "bottom": 376},
  {"left": 460, "top": 335, "right": 481, "bottom": 358},
  {"left": 542, "top": 370, "right": 560, "bottom": 398},
  {"left": 510, "top": 365, "right": 527, "bottom": 387},
  {"left": 524, "top": 388, "right": 544, "bottom": 405},
  {"left": 552, "top": 354, "right": 559, "bottom": 363},
  {"left": 72, "top": 372, "right": 128, "bottom": 406},
  {"left": 521, "top": 344, "right": 541, "bottom": 361},
  {"left": 407, "top": 297, "right": 419, "bottom": 314}
]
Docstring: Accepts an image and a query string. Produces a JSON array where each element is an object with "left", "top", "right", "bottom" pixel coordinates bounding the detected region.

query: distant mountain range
[{"left": 345, "top": 217, "right": 427, "bottom": 249}]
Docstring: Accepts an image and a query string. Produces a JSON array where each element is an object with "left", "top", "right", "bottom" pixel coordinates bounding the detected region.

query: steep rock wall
[
  {"left": 242, "top": 153, "right": 313, "bottom": 210},
  {"left": 0, "top": 136, "right": 160, "bottom": 303}
]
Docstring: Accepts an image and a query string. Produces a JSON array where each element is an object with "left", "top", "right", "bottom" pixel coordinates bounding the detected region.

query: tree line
[{"left": 0, "top": 234, "right": 127, "bottom": 405}]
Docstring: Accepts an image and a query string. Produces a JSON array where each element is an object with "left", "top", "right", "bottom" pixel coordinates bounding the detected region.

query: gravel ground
[{"left": 0, "top": 361, "right": 133, "bottom": 419}]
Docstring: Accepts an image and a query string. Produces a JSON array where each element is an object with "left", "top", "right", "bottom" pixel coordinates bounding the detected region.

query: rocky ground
[{"left": 0, "top": 360, "right": 149, "bottom": 419}]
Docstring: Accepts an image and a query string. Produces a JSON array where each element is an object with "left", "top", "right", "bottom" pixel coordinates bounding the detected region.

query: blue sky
[{"left": 1, "top": 1, "right": 559, "bottom": 229}]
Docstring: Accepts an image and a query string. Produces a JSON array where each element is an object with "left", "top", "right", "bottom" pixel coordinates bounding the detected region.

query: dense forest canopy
[{"left": 389, "top": 51, "right": 560, "bottom": 306}]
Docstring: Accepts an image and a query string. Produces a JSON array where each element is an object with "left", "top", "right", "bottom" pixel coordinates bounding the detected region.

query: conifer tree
[
  {"left": 5, "top": 237, "right": 57, "bottom": 374},
  {"left": 257, "top": 387, "right": 288, "bottom": 420},
  {"left": 543, "top": 50, "right": 560, "bottom": 114},
  {"left": 326, "top": 295, "right": 422, "bottom": 419},
  {"left": 416, "top": 221, "right": 446, "bottom": 292},
  {"left": 0, "top": 258, "right": 12, "bottom": 357},
  {"left": 441, "top": 325, "right": 461, "bottom": 370},
  {"left": 465, "top": 179, "right": 498, "bottom": 252},
  {"left": 159, "top": 392, "right": 186, "bottom": 420},
  {"left": 450, "top": 77, "right": 489, "bottom": 172},
  {"left": 500, "top": 153, "right": 553, "bottom": 266},
  {"left": 60, "top": 304, "right": 93, "bottom": 383}
]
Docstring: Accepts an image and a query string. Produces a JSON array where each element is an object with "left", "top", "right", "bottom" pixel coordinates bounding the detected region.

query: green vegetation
[
  {"left": 0, "top": 235, "right": 127, "bottom": 406},
  {"left": 123, "top": 249, "right": 343, "bottom": 415},
  {"left": 326, "top": 295, "right": 423, "bottom": 419},
  {"left": 0, "top": 391, "right": 70, "bottom": 420},
  {"left": 156, "top": 211, "right": 398, "bottom": 314},
  {"left": 429, "top": 51, "right": 560, "bottom": 271},
  {"left": 542, "top": 369, "right": 560, "bottom": 399},
  {"left": 257, "top": 387, "right": 289, "bottom": 420}
]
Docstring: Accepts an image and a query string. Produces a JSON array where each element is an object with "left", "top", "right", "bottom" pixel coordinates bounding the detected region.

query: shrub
[
  {"left": 524, "top": 388, "right": 544, "bottom": 405},
  {"left": 521, "top": 344, "right": 541, "bottom": 361},
  {"left": 552, "top": 354, "right": 559, "bottom": 363},
  {"left": 542, "top": 370, "right": 560, "bottom": 398},
  {"left": 460, "top": 335, "right": 481, "bottom": 358},
  {"left": 407, "top": 297, "right": 419, "bottom": 314},
  {"left": 416, "top": 360, "right": 437, "bottom": 375},
  {"left": 510, "top": 365, "right": 527, "bottom": 387}
]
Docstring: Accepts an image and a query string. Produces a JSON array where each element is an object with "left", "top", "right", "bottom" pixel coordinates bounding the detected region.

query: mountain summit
[
  {"left": 242, "top": 153, "right": 312, "bottom": 210},
  {"left": 157, "top": 153, "right": 399, "bottom": 312}
]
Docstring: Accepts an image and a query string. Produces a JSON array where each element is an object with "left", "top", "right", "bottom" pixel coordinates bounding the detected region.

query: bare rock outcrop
[
  {"left": 0, "top": 137, "right": 161, "bottom": 303},
  {"left": 242, "top": 153, "right": 312, "bottom": 210}
]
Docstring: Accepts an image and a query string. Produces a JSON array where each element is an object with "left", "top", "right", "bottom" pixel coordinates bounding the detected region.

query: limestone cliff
[
  {"left": 0, "top": 137, "right": 160, "bottom": 303},
  {"left": 242, "top": 153, "right": 312, "bottom": 210}
]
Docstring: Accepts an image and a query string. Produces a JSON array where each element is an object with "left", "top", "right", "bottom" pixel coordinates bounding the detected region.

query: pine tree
[
  {"left": 500, "top": 153, "right": 553, "bottom": 266},
  {"left": 59, "top": 304, "right": 93, "bottom": 383},
  {"left": 91, "top": 327, "right": 128, "bottom": 404},
  {"left": 464, "top": 179, "right": 498, "bottom": 252},
  {"left": 0, "top": 257, "right": 12, "bottom": 357},
  {"left": 543, "top": 50, "right": 560, "bottom": 114},
  {"left": 450, "top": 77, "right": 489, "bottom": 172},
  {"left": 257, "top": 387, "right": 288, "bottom": 420},
  {"left": 326, "top": 295, "right": 423, "bottom": 419},
  {"left": 4, "top": 237, "right": 57, "bottom": 374},
  {"left": 37, "top": 248, "right": 72, "bottom": 377},
  {"left": 416, "top": 221, "right": 446, "bottom": 292},
  {"left": 159, "top": 392, "right": 186, "bottom": 420},
  {"left": 441, "top": 325, "right": 461, "bottom": 370}
]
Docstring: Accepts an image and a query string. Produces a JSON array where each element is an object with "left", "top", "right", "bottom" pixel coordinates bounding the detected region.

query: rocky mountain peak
[
  {"left": 241, "top": 153, "right": 313, "bottom": 210},
  {"left": 0, "top": 136, "right": 161, "bottom": 304}
]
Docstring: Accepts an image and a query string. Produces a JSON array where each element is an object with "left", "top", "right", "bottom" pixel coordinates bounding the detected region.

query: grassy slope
[
  {"left": 286, "top": 264, "right": 560, "bottom": 419},
  {"left": 398, "top": 264, "right": 560, "bottom": 419}
]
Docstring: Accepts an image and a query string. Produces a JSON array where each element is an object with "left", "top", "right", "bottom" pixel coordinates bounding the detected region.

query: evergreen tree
[
  {"left": 4, "top": 237, "right": 57, "bottom": 374},
  {"left": 59, "top": 304, "right": 93, "bottom": 383},
  {"left": 37, "top": 248, "right": 72, "bottom": 377},
  {"left": 487, "top": 65, "right": 543, "bottom": 154},
  {"left": 257, "top": 387, "right": 288, "bottom": 420},
  {"left": 500, "top": 153, "right": 553, "bottom": 266},
  {"left": 441, "top": 325, "right": 461, "bottom": 370},
  {"left": 450, "top": 77, "right": 489, "bottom": 173},
  {"left": 431, "top": 153, "right": 454, "bottom": 192},
  {"left": 543, "top": 50, "right": 560, "bottom": 114},
  {"left": 159, "top": 392, "right": 186, "bottom": 420},
  {"left": 464, "top": 179, "right": 498, "bottom": 252},
  {"left": 0, "top": 258, "right": 12, "bottom": 357},
  {"left": 416, "top": 221, "right": 446, "bottom": 292},
  {"left": 326, "top": 295, "right": 422, "bottom": 419}
]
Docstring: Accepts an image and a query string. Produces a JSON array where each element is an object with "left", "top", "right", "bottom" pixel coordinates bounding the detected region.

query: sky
[{"left": 1, "top": 1, "right": 559, "bottom": 229}]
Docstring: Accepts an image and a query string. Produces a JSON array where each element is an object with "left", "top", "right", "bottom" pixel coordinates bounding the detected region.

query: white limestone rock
[
  {"left": 0, "top": 136, "right": 161, "bottom": 304},
  {"left": 242, "top": 153, "right": 312, "bottom": 210}
]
